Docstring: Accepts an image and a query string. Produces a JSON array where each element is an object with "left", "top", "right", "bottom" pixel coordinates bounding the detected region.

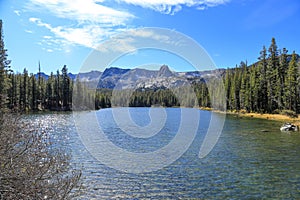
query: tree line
[
  {"left": 3, "top": 64, "right": 73, "bottom": 112},
  {"left": 224, "top": 38, "right": 299, "bottom": 114},
  {"left": 0, "top": 19, "right": 74, "bottom": 112},
  {"left": 93, "top": 83, "right": 210, "bottom": 109}
]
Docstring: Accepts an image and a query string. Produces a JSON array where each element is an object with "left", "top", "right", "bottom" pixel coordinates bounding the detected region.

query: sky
[{"left": 0, "top": 0, "right": 300, "bottom": 74}]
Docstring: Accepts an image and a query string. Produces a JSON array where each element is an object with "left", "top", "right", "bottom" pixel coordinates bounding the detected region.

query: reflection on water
[{"left": 27, "top": 109, "right": 300, "bottom": 199}]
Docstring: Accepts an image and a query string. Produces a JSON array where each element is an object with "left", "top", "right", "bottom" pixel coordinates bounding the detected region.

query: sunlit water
[{"left": 27, "top": 108, "right": 300, "bottom": 199}]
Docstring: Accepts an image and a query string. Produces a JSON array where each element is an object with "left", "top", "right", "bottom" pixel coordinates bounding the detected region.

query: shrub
[{"left": 0, "top": 113, "right": 81, "bottom": 199}]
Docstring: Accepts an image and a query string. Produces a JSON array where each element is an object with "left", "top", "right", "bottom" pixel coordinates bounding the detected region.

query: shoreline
[
  {"left": 23, "top": 106, "right": 300, "bottom": 126},
  {"left": 209, "top": 109, "right": 300, "bottom": 126}
]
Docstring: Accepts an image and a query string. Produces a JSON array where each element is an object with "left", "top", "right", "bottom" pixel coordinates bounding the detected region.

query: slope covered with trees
[{"left": 223, "top": 38, "right": 300, "bottom": 114}]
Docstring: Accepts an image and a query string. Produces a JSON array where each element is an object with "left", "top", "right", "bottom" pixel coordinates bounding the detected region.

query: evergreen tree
[
  {"left": 240, "top": 61, "right": 250, "bottom": 112},
  {"left": 267, "top": 38, "right": 279, "bottom": 112},
  {"left": 233, "top": 66, "right": 241, "bottom": 110},
  {"left": 258, "top": 46, "right": 268, "bottom": 112},
  {"left": 0, "top": 20, "right": 11, "bottom": 110},
  {"left": 279, "top": 48, "right": 289, "bottom": 109},
  {"left": 19, "top": 68, "right": 29, "bottom": 111},
  {"left": 249, "top": 64, "right": 260, "bottom": 112},
  {"left": 224, "top": 68, "right": 232, "bottom": 110},
  {"left": 61, "top": 65, "right": 70, "bottom": 110},
  {"left": 7, "top": 73, "right": 17, "bottom": 109},
  {"left": 37, "top": 61, "right": 45, "bottom": 110},
  {"left": 45, "top": 72, "right": 54, "bottom": 109},
  {"left": 54, "top": 70, "right": 61, "bottom": 109},
  {"left": 30, "top": 73, "right": 37, "bottom": 110},
  {"left": 285, "top": 51, "right": 299, "bottom": 112}
]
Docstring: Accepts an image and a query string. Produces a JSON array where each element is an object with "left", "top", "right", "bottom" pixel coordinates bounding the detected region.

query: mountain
[
  {"left": 93, "top": 65, "right": 225, "bottom": 90},
  {"left": 77, "top": 70, "right": 102, "bottom": 82},
  {"left": 157, "top": 65, "right": 173, "bottom": 77},
  {"left": 35, "top": 65, "right": 225, "bottom": 89},
  {"left": 68, "top": 73, "right": 77, "bottom": 80},
  {"left": 101, "top": 67, "right": 130, "bottom": 79},
  {"left": 35, "top": 72, "right": 49, "bottom": 80}
]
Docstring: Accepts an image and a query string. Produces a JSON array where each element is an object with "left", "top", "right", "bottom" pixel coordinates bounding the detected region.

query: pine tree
[
  {"left": 19, "top": 68, "right": 29, "bottom": 111},
  {"left": 233, "top": 66, "right": 241, "bottom": 110},
  {"left": 54, "top": 70, "right": 61, "bottom": 110},
  {"left": 285, "top": 51, "right": 298, "bottom": 112},
  {"left": 224, "top": 68, "right": 232, "bottom": 110},
  {"left": 249, "top": 64, "right": 260, "bottom": 112},
  {"left": 267, "top": 38, "right": 279, "bottom": 112},
  {"left": 45, "top": 72, "right": 54, "bottom": 109},
  {"left": 240, "top": 62, "right": 250, "bottom": 112},
  {"left": 61, "top": 65, "right": 70, "bottom": 110},
  {"left": 37, "top": 61, "right": 44, "bottom": 110},
  {"left": 0, "top": 20, "right": 11, "bottom": 111},
  {"left": 258, "top": 46, "right": 268, "bottom": 112},
  {"left": 279, "top": 48, "right": 289, "bottom": 109},
  {"left": 30, "top": 73, "right": 37, "bottom": 110}
]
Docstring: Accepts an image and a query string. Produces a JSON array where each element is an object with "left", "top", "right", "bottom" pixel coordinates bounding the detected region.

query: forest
[
  {"left": 224, "top": 38, "right": 299, "bottom": 114},
  {"left": 0, "top": 17, "right": 299, "bottom": 114}
]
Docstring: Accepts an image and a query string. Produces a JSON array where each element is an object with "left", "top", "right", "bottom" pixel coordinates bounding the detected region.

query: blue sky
[{"left": 0, "top": 0, "right": 299, "bottom": 74}]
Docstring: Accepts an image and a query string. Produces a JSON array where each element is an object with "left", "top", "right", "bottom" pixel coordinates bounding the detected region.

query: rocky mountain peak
[
  {"left": 157, "top": 65, "right": 173, "bottom": 77},
  {"left": 102, "top": 67, "right": 130, "bottom": 79}
]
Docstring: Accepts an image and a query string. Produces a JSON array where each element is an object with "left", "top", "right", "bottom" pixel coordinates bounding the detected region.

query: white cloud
[
  {"left": 26, "top": 0, "right": 229, "bottom": 53},
  {"left": 29, "top": 17, "right": 121, "bottom": 50},
  {"left": 43, "top": 35, "right": 52, "bottom": 39},
  {"left": 25, "top": 30, "right": 33, "bottom": 33},
  {"left": 14, "top": 10, "right": 21, "bottom": 16},
  {"left": 117, "top": 0, "right": 230, "bottom": 14},
  {"left": 96, "top": 29, "right": 162, "bottom": 53},
  {"left": 27, "top": 0, "right": 134, "bottom": 52},
  {"left": 29, "top": 0, "right": 134, "bottom": 25},
  {"left": 97, "top": 28, "right": 184, "bottom": 53}
]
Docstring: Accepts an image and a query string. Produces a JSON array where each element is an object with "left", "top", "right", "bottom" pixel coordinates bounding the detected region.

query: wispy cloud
[
  {"left": 25, "top": 29, "right": 33, "bottom": 34},
  {"left": 26, "top": 0, "right": 229, "bottom": 53},
  {"left": 14, "top": 10, "right": 21, "bottom": 16},
  {"left": 96, "top": 28, "right": 189, "bottom": 55},
  {"left": 97, "top": 29, "right": 175, "bottom": 53},
  {"left": 28, "top": 0, "right": 134, "bottom": 25},
  {"left": 30, "top": 17, "right": 108, "bottom": 48},
  {"left": 27, "top": 0, "right": 134, "bottom": 52},
  {"left": 116, "top": 0, "right": 230, "bottom": 14}
]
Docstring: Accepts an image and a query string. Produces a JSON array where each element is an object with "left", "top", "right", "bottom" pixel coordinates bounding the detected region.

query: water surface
[{"left": 28, "top": 108, "right": 300, "bottom": 199}]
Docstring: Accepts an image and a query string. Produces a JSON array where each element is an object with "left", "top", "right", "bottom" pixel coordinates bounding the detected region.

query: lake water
[{"left": 29, "top": 108, "right": 300, "bottom": 199}]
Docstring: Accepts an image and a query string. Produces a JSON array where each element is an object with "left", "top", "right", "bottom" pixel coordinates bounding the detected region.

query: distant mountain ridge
[
  {"left": 79, "top": 65, "right": 225, "bottom": 90},
  {"left": 35, "top": 52, "right": 300, "bottom": 90},
  {"left": 35, "top": 65, "right": 225, "bottom": 89},
  {"left": 34, "top": 72, "right": 77, "bottom": 80}
]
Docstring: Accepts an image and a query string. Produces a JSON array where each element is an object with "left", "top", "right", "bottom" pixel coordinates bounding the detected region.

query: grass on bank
[{"left": 207, "top": 108, "right": 300, "bottom": 126}]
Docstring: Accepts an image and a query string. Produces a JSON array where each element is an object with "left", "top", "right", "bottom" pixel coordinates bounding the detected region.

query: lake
[{"left": 28, "top": 108, "right": 300, "bottom": 199}]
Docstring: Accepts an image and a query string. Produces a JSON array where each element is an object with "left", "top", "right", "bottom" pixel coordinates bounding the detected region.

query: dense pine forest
[
  {"left": 224, "top": 38, "right": 300, "bottom": 114},
  {"left": 0, "top": 18, "right": 299, "bottom": 114}
]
